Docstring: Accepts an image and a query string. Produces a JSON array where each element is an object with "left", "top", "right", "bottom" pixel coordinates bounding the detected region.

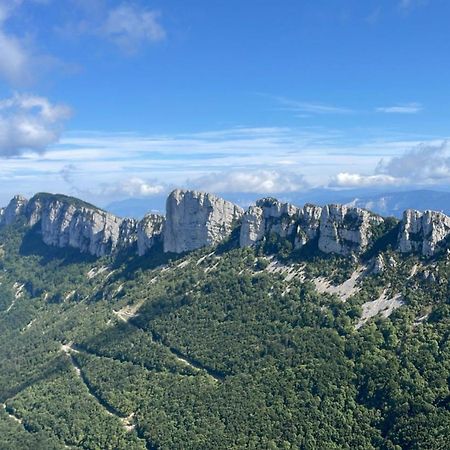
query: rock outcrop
[
  {"left": 240, "top": 201, "right": 382, "bottom": 256},
  {"left": 0, "top": 195, "right": 28, "bottom": 226},
  {"left": 240, "top": 198, "right": 300, "bottom": 247},
  {"left": 397, "top": 209, "right": 450, "bottom": 256},
  {"left": 164, "top": 189, "right": 243, "bottom": 253},
  {"left": 318, "top": 205, "right": 384, "bottom": 256},
  {"left": 28, "top": 194, "right": 123, "bottom": 257},
  {"left": 294, "top": 204, "right": 323, "bottom": 249},
  {"left": 137, "top": 214, "right": 165, "bottom": 256}
]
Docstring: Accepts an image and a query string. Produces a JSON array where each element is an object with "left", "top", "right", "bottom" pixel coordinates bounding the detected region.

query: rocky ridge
[{"left": 1, "top": 190, "right": 450, "bottom": 259}]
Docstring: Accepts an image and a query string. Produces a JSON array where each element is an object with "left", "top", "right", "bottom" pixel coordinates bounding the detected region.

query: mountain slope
[{"left": 0, "top": 192, "right": 449, "bottom": 449}]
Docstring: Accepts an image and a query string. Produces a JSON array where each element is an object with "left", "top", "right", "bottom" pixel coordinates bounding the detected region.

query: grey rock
[
  {"left": 318, "top": 205, "right": 384, "bottom": 256},
  {"left": 26, "top": 194, "right": 123, "bottom": 257},
  {"left": 119, "top": 218, "right": 139, "bottom": 248},
  {"left": 240, "top": 198, "right": 300, "bottom": 247},
  {"left": 294, "top": 204, "right": 322, "bottom": 249},
  {"left": 164, "top": 189, "right": 243, "bottom": 253},
  {"left": 398, "top": 209, "right": 450, "bottom": 256},
  {"left": 239, "top": 206, "right": 265, "bottom": 247},
  {"left": 137, "top": 214, "right": 165, "bottom": 256},
  {"left": 372, "top": 254, "right": 385, "bottom": 274},
  {"left": 0, "top": 195, "right": 28, "bottom": 226}
]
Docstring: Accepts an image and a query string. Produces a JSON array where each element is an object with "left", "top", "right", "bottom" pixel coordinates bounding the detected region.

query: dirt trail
[
  {"left": 61, "top": 343, "right": 138, "bottom": 432},
  {"left": 1, "top": 403, "right": 23, "bottom": 424}
]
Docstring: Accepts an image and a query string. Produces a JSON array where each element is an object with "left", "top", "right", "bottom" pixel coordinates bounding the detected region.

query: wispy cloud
[
  {"left": 1, "top": 125, "right": 448, "bottom": 204},
  {"left": 0, "top": 1, "right": 31, "bottom": 84},
  {"left": 399, "top": 0, "right": 429, "bottom": 11},
  {"left": 272, "top": 96, "right": 355, "bottom": 115},
  {"left": 58, "top": 2, "right": 166, "bottom": 55},
  {"left": 376, "top": 103, "right": 422, "bottom": 114},
  {"left": 101, "top": 4, "right": 166, "bottom": 54}
]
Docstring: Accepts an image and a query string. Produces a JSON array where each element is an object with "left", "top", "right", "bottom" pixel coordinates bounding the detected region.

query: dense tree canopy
[{"left": 0, "top": 223, "right": 449, "bottom": 449}]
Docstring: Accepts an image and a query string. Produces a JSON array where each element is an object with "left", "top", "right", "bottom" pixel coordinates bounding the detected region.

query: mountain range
[{"left": 0, "top": 189, "right": 449, "bottom": 449}]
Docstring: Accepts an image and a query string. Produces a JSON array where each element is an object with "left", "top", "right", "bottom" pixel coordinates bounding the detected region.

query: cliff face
[
  {"left": 398, "top": 209, "right": 450, "bottom": 256},
  {"left": 318, "top": 205, "right": 384, "bottom": 256},
  {"left": 240, "top": 200, "right": 383, "bottom": 256},
  {"left": 240, "top": 198, "right": 301, "bottom": 247},
  {"left": 137, "top": 214, "right": 165, "bottom": 256},
  {"left": 164, "top": 189, "right": 244, "bottom": 253},
  {"left": 27, "top": 195, "right": 124, "bottom": 257},
  {"left": 1, "top": 189, "right": 450, "bottom": 259},
  {"left": 0, "top": 195, "right": 28, "bottom": 226}
]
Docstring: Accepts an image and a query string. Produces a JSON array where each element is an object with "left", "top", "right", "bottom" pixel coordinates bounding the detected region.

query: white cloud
[
  {"left": 113, "top": 177, "right": 166, "bottom": 197},
  {"left": 330, "top": 141, "right": 450, "bottom": 188},
  {"left": 0, "top": 93, "right": 71, "bottom": 157},
  {"left": 376, "top": 141, "right": 450, "bottom": 182},
  {"left": 330, "top": 172, "right": 403, "bottom": 188},
  {"left": 101, "top": 4, "right": 166, "bottom": 53},
  {"left": 189, "top": 169, "right": 309, "bottom": 194},
  {"left": 376, "top": 103, "right": 422, "bottom": 114},
  {"left": 0, "top": 2, "right": 30, "bottom": 84},
  {"left": 0, "top": 0, "right": 61, "bottom": 85}
]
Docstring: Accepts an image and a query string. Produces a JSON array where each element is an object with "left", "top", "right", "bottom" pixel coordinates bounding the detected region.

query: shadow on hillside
[
  {"left": 1, "top": 356, "right": 67, "bottom": 402},
  {"left": 19, "top": 225, "right": 97, "bottom": 267}
]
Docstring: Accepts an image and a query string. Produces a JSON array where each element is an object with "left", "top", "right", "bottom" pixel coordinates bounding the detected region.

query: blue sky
[{"left": 0, "top": 0, "right": 450, "bottom": 208}]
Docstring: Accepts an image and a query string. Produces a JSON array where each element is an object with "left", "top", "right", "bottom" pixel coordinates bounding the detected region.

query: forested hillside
[{"left": 0, "top": 217, "right": 449, "bottom": 449}]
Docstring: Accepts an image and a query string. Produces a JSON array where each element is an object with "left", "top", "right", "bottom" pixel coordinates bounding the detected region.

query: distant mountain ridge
[{"left": 346, "top": 189, "right": 450, "bottom": 218}]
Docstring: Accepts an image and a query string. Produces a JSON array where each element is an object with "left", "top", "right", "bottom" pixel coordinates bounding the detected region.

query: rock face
[
  {"left": 240, "top": 200, "right": 382, "bottom": 256},
  {"left": 294, "top": 204, "right": 323, "bottom": 249},
  {"left": 137, "top": 214, "right": 165, "bottom": 256},
  {"left": 164, "top": 189, "right": 244, "bottom": 253},
  {"left": 318, "top": 205, "right": 384, "bottom": 256},
  {"left": 397, "top": 209, "right": 450, "bottom": 256},
  {"left": 239, "top": 206, "right": 265, "bottom": 247},
  {"left": 240, "top": 198, "right": 301, "bottom": 247},
  {"left": 0, "top": 195, "right": 28, "bottom": 226},
  {"left": 27, "top": 194, "right": 124, "bottom": 257}
]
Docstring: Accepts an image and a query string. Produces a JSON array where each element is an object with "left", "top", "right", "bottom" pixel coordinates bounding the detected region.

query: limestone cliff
[
  {"left": 318, "top": 205, "right": 384, "bottom": 256},
  {"left": 294, "top": 204, "right": 323, "bottom": 249},
  {"left": 398, "top": 209, "right": 450, "bottom": 256},
  {"left": 240, "top": 198, "right": 301, "bottom": 247},
  {"left": 164, "top": 189, "right": 243, "bottom": 253},
  {"left": 2, "top": 189, "right": 450, "bottom": 259},
  {"left": 137, "top": 214, "right": 165, "bottom": 256},
  {"left": 0, "top": 195, "right": 28, "bottom": 226},
  {"left": 27, "top": 194, "right": 123, "bottom": 257}
]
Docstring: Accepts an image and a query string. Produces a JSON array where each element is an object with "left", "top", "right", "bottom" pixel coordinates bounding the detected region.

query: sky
[{"left": 1, "top": 0, "right": 450, "bottom": 209}]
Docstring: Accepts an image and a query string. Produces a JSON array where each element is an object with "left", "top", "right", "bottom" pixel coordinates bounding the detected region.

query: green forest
[{"left": 0, "top": 221, "right": 449, "bottom": 449}]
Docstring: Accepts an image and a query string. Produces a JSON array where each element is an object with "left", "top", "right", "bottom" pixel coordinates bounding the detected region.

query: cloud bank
[
  {"left": 330, "top": 141, "right": 450, "bottom": 188},
  {"left": 189, "top": 169, "right": 309, "bottom": 194}
]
